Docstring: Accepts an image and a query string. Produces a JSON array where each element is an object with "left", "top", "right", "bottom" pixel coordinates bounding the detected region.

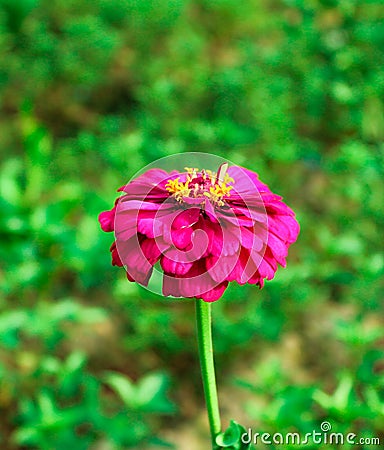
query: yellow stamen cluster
[
  {"left": 165, "top": 166, "right": 235, "bottom": 206},
  {"left": 204, "top": 183, "right": 233, "bottom": 206},
  {"left": 165, "top": 178, "right": 190, "bottom": 202},
  {"left": 222, "top": 173, "right": 234, "bottom": 184},
  {"left": 185, "top": 167, "right": 199, "bottom": 175},
  {"left": 202, "top": 169, "right": 215, "bottom": 184}
]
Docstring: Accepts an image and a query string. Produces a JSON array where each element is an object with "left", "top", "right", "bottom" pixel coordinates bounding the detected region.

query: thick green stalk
[{"left": 195, "top": 299, "right": 221, "bottom": 446}]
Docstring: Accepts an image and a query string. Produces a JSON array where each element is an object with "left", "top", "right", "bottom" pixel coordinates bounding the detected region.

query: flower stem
[{"left": 195, "top": 299, "right": 221, "bottom": 446}]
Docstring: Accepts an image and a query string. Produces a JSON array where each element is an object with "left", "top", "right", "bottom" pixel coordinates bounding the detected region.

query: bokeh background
[{"left": 1, "top": 0, "right": 383, "bottom": 449}]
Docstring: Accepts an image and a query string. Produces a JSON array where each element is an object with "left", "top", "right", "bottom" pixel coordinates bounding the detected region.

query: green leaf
[
  {"left": 136, "top": 373, "right": 175, "bottom": 413},
  {"left": 103, "top": 372, "right": 136, "bottom": 408},
  {"left": 215, "top": 421, "right": 253, "bottom": 449},
  {"left": 216, "top": 420, "right": 241, "bottom": 447}
]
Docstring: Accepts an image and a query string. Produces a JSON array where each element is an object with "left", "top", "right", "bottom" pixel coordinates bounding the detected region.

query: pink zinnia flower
[{"left": 99, "top": 163, "right": 299, "bottom": 302}]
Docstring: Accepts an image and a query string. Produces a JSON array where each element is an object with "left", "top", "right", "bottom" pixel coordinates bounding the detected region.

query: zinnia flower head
[{"left": 99, "top": 158, "right": 299, "bottom": 302}]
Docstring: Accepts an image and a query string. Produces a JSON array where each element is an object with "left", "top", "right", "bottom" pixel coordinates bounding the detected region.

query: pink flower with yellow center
[{"left": 99, "top": 162, "right": 299, "bottom": 302}]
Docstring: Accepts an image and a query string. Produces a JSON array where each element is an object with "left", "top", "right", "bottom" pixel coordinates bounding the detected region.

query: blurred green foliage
[{"left": 0, "top": 0, "right": 383, "bottom": 449}]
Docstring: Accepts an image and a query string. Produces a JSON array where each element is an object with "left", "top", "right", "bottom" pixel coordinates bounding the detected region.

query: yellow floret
[
  {"left": 166, "top": 167, "right": 234, "bottom": 205},
  {"left": 184, "top": 167, "right": 199, "bottom": 173},
  {"left": 203, "top": 182, "right": 233, "bottom": 206},
  {"left": 165, "top": 178, "right": 190, "bottom": 202},
  {"left": 223, "top": 173, "right": 235, "bottom": 184}
]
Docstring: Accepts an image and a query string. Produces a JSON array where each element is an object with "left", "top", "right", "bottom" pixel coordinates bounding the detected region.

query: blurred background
[{"left": 0, "top": 0, "right": 383, "bottom": 449}]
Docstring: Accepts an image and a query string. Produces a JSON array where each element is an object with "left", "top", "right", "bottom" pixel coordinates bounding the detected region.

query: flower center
[{"left": 165, "top": 164, "right": 234, "bottom": 206}]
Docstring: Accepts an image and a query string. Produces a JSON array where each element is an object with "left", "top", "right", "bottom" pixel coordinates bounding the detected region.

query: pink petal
[
  {"left": 141, "top": 238, "right": 164, "bottom": 264},
  {"left": 227, "top": 166, "right": 271, "bottom": 194},
  {"left": 172, "top": 208, "right": 200, "bottom": 229},
  {"left": 117, "top": 199, "right": 165, "bottom": 213},
  {"left": 137, "top": 216, "right": 162, "bottom": 238},
  {"left": 265, "top": 200, "right": 295, "bottom": 215},
  {"left": 161, "top": 255, "right": 193, "bottom": 276},
  {"left": 98, "top": 207, "right": 116, "bottom": 232},
  {"left": 171, "top": 227, "right": 194, "bottom": 249},
  {"left": 206, "top": 253, "right": 240, "bottom": 283},
  {"left": 178, "top": 261, "right": 217, "bottom": 299},
  {"left": 238, "top": 226, "right": 264, "bottom": 252},
  {"left": 267, "top": 232, "right": 288, "bottom": 264},
  {"left": 162, "top": 273, "right": 181, "bottom": 297},
  {"left": 269, "top": 214, "right": 300, "bottom": 244},
  {"left": 230, "top": 204, "right": 267, "bottom": 224},
  {"left": 201, "top": 219, "right": 239, "bottom": 257},
  {"left": 227, "top": 249, "right": 257, "bottom": 284},
  {"left": 199, "top": 281, "right": 228, "bottom": 302},
  {"left": 256, "top": 253, "right": 277, "bottom": 280},
  {"left": 118, "top": 169, "right": 172, "bottom": 198},
  {"left": 110, "top": 241, "right": 123, "bottom": 267},
  {"left": 117, "top": 236, "right": 158, "bottom": 286}
]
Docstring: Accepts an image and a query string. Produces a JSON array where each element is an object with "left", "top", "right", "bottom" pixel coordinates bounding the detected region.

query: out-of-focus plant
[
  {"left": 14, "top": 354, "right": 174, "bottom": 449},
  {"left": 0, "top": 0, "right": 383, "bottom": 448},
  {"left": 0, "top": 300, "right": 175, "bottom": 449}
]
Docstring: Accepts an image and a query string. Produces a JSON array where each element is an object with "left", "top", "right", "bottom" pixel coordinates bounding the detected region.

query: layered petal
[
  {"left": 98, "top": 207, "right": 116, "bottom": 232},
  {"left": 99, "top": 163, "right": 299, "bottom": 302}
]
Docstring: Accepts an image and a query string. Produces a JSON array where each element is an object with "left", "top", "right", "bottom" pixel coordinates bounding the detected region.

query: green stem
[{"left": 195, "top": 299, "right": 222, "bottom": 446}]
